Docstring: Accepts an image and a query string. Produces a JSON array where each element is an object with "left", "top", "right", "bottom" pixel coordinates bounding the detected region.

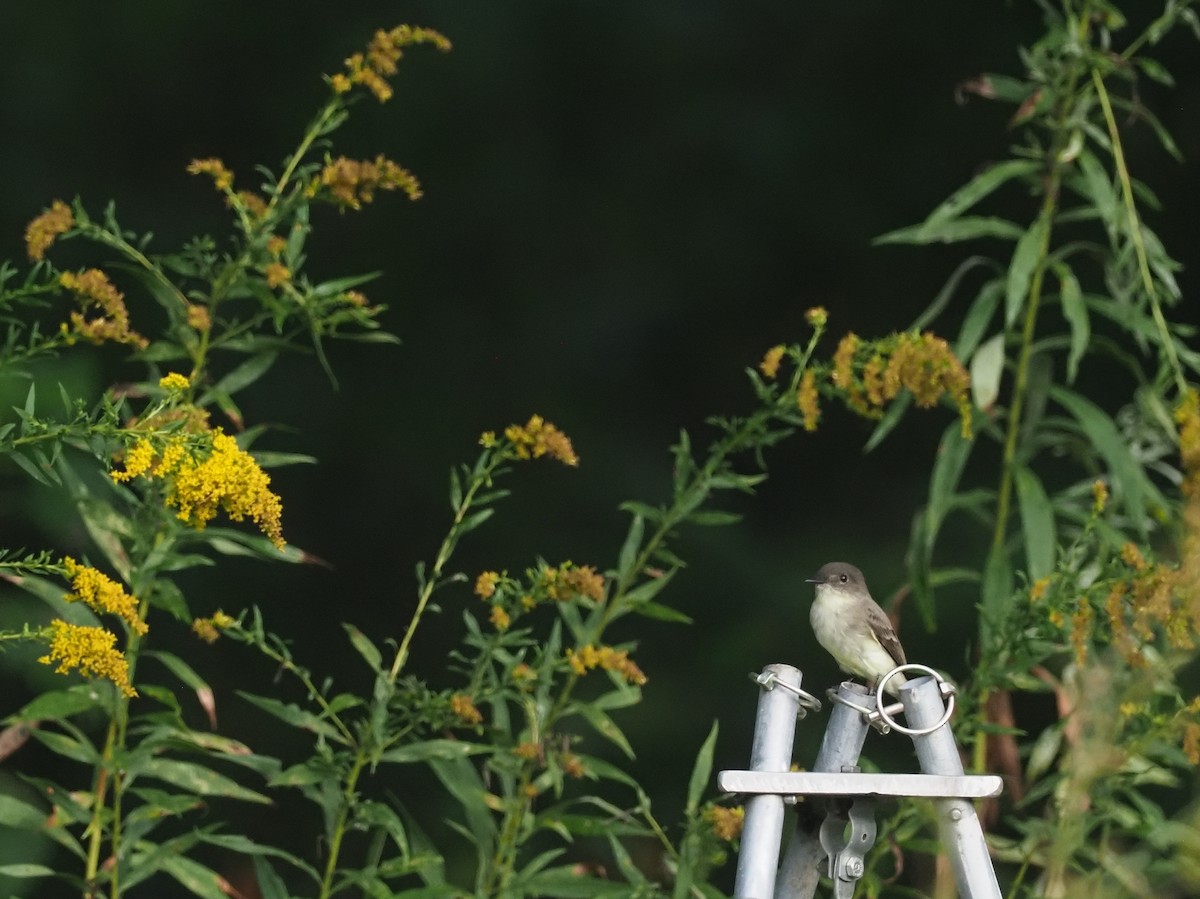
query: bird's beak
[{"left": 804, "top": 575, "right": 821, "bottom": 584}]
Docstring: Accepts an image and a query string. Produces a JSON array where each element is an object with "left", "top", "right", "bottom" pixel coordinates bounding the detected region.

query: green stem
[
  {"left": 318, "top": 752, "right": 368, "bottom": 899},
  {"left": 389, "top": 455, "right": 501, "bottom": 684},
  {"left": 989, "top": 188, "right": 1059, "bottom": 558},
  {"left": 1090, "top": 67, "right": 1188, "bottom": 397}
]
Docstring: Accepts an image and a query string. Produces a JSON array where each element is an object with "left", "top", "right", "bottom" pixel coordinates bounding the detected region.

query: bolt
[
  {"left": 845, "top": 858, "right": 864, "bottom": 878},
  {"left": 949, "top": 807, "right": 963, "bottom": 821}
]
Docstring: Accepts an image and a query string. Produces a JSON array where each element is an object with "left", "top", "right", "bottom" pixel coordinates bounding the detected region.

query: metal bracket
[
  {"left": 750, "top": 670, "right": 823, "bottom": 719},
  {"left": 716, "top": 770, "right": 1004, "bottom": 799},
  {"left": 826, "top": 664, "right": 957, "bottom": 735}
]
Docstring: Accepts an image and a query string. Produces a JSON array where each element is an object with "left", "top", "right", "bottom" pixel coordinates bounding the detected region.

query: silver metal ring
[
  {"left": 752, "top": 671, "right": 823, "bottom": 713},
  {"left": 874, "top": 664, "right": 956, "bottom": 736},
  {"left": 826, "top": 688, "right": 875, "bottom": 719}
]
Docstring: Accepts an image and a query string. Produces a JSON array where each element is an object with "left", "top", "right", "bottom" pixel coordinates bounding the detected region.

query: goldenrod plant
[{"left": 1, "top": 5, "right": 1198, "bottom": 899}]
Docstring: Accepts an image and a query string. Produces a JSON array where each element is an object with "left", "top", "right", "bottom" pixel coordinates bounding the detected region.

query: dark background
[{"left": 1, "top": 2, "right": 1198, "bottom": 893}]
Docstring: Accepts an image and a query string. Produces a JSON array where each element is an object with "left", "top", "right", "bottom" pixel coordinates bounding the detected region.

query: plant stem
[
  {"left": 1090, "top": 67, "right": 1188, "bottom": 396},
  {"left": 389, "top": 455, "right": 501, "bottom": 683},
  {"left": 318, "top": 752, "right": 367, "bottom": 899}
]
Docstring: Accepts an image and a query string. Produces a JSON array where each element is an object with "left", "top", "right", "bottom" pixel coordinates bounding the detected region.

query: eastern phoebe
[{"left": 806, "top": 562, "right": 907, "bottom": 696}]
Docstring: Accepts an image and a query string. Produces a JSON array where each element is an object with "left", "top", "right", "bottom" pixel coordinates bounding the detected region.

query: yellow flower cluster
[
  {"left": 62, "top": 557, "right": 147, "bottom": 635},
  {"left": 541, "top": 564, "right": 605, "bottom": 603},
  {"left": 187, "top": 303, "right": 212, "bottom": 332},
  {"left": 796, "top": 369, "right": 820, "bottom": 432},
  {"left": 704, "top": 805, "right": 746, "bottom": 842},
  {"left": 503, "top": 415, "right": 579, "bottom": 466},
  {"left": 830, "top": 331, "right": 972, "bottom": 438},
  {"left": 311, "top": 155, "right": 422, "bottom": 210},
  {"left": 450, "top": 692, "right": 483, "bottom": 725},
  {"left": 187, "top": 157, "right": 234, "bottom": 191},
  {"left": 330, "top": 25, "right": 452, "bottom": 102},
  {"left": 25, "top": 199, "right": 74, "bottom": 261},
  {"left": 110, "top": 431, "right": 284, "bottom": 549},
  {"left": 264, "top": 262, "right": 291, "bottom": 288},
  {"left": 38, "top": 620, "right": 136, "bottom": 697},
  {"left": 192, "top": 611, "right": 235, "bottom": 644},
  {"left": 233, "top": 190, "right": 268, "bottom": 219},
  {"left": 566, "top": 644, "right": 647, "bottom": 686},
  {"left": 59, "top": 269, "right": 148, "bottom": 349},
  {"left": 759, "top": 345, "right": 786, "bottom": 380},
  {"left": 159, "top": 372, "right": 191, "bottom": 392},
  {"left": 475, "top": 563, "right": 605, "bottom": 632}
]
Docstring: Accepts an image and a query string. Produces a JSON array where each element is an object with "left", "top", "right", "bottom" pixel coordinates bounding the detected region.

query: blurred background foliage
[{"left": 0, "top": 1, "right": 1198, "bottom": 893}]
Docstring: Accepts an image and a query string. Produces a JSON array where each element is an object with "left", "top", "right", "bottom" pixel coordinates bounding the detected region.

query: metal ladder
[{"left": 719, "top": 663, "right": 1002, "bottom": 899}]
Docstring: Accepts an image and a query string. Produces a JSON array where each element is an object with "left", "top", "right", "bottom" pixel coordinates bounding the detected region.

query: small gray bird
[{"left": 806, "top": 562, "right": 907, "bottom": 696}]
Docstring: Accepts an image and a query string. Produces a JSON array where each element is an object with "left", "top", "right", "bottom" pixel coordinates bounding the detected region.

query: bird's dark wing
[{"left": 866, "top": 602, "right": 906, "bottom": 666}]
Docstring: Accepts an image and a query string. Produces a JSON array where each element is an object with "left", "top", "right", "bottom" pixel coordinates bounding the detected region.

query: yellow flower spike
[
  {"left": 38, "top": 620, "right": 137, "bottom": 697},
  {"left": 503, "top": 415, "right": 579, "bottom": 466},
  {"left": 264, "top": 262, "right": 291, "bottom": 288},
  {"left": 187, "top": 157, "right": 234, "bottom": 191},
  {"left": 25, "top": 199, "right": 74, "bottom": 261},
  {"left": 59, "top": 269, "right": 147, "bottom": 349},
  {"left": 170, "top": 431, "right": 285, "bottom": 549},
  {"left": 796, "top": 369, "right": 821, "bottom": 432},
  {"left": 705, "top": 805, "right": 746, "bottom": 842},
  {"left": 111, "top": 438, "right": 156, "bottom": 483},
  {"left": 759, "top": 345, "right": 785, "bottom": 380},
  {"left": 450, "top": 693, "right": 483, "bottom": 725},
  {"left": 489, "top": 605, "right": 511, "bottom": 632},
  {"left": 62, "top": 558, "right": 148, "bottom": 635}
]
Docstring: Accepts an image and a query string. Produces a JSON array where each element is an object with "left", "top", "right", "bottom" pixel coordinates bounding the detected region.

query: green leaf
[
  {"left": 145, "top": 650, "right": 210, "bottom": 694},
  {"left": 876, "top": 159, "right": 1039, "bottom": 244},
  {"left": 1050, "top": 387, "right": 1154, "bottom": 534},
  {"left": 616, "top": 512, "right": 645, "bottom": 583},
  {"left": 910, "top": 257, "right": 1003, "bottom": 331},
  {"left": 1005, "top": 216, "right": 1049, "bottom": 328},
  {"left": 427, "top": 755, "right": 497, "bottom": 854},
  {"left": 7, "top": 685, "right": 106, "bottom": 722},
  {"left": 628, "top": 599, "right": 692, "bottom": 624},
  {"left": 863, "top": 391, "right": 911, "bottom": 453},
  {"left": 980, "top": 544, "right": 1013, "bottom": 636},
  {"left": 377, "top": 740, "right": 487, "bottom": 765},
  {"left": 914, "top": 421, "right": 976, "bottom": 629},
  {"left": 1013, "top": 466, "right": 1056, "bottom": 581},
  {"left": 1077, "top": 151, "right": 1120, "bottom": 235},
  {"left": 138, "top": 757, "right": 271, "bottom": 804},
  {"left": 875, "top": 216, "right": 1025, "bottom": 245},
  {"left": 1057, "top": 264, "right": 1088, "bottom": 383},
  {"left": 969, "top": 333, "right": 1006, "bottom": 411},
  {"left": 236, "top": 692, "right": 347, "bottom": 742},
  {"left": 574, "top": 704, "right": 635, "bottom": 759},
  {"left": 157, "top": 854, "right": 234, "bottom": 899},
  {"left": 520, "top": 867, "right": 618, "bottom": 897},
  {"left": 343, "top": 624, "right": 382, "bottom": 672},
  {"left": 0, "top": 795, "right": 50, "bottom": 829},
  {"left": 310, "top": 270, "right": 381, "bottom": 298},
  {"left": 686, "top": 509, "right": 742, "bottom": 526},
  {"left": 686, "top": 722, "right": 719, "bottom": 816},
  {"left": 208, "top": 351, "right": 278, "bottom": 399},
  {"left": 954, "top": 278, "right": 1004, "bottom": 361},
  {"left": 0, "top": 864, "right": 55, "bottom": 878}
]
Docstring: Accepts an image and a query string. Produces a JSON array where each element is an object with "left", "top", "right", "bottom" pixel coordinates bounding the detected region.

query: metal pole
[
  {"left": 901, "top": 676, "right": 1001, "bottom": 899},
  {"left": 774, "top": 682, "right": 873, "bottom": 899},
  {"left": 733, "top": 664, "right": 804, "bottom": 899}
]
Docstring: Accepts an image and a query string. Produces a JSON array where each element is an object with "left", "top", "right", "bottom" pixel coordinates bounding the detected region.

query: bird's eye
[{"left": 839, "top": 574, "right": 848, "bottom": 583}]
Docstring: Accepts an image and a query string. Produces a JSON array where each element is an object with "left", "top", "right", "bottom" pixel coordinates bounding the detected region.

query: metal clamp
[
  {"left": 875, "top": 664, "right": 956, "bottom": 736},
  {"left": 818, "top": 795, "right": 877, "bottom": 899},
  {"left": 750, "top": 670, "right": 823, "bottom": 718}
]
